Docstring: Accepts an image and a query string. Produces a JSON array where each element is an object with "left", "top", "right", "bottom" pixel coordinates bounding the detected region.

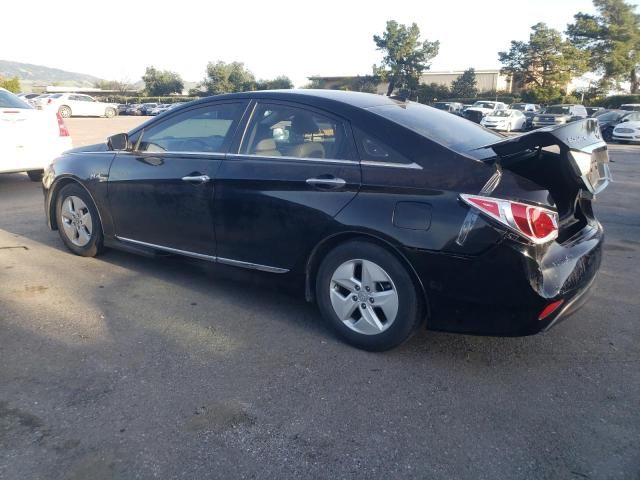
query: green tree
[
  {"left": 499, "top": 23, "right": 589, "bottom": 102},
  {"left": 373, "top": 20, "right": 440, "bottom": 96},
  {"left": 0, "top": 76, "right": 21, "bottom": 93},
  {"left": 416, "top": 82, "right": 451, "bottom": 102},
  {"left": 202, "top": 61, "right": 256, "bottom": 94},
  {"left": 450, "top": 68, "right": 478, "bottom": 98},
  {"left": 93, "top": 79, "right": 135, "bottom": 93},
  {"left": 567, "top": 0, "right": 640, "bottom": 93},
  {"left": 142, "top": 66, "right": 184, "bottom": 96},
  {"left": 255, "top": 75, "right": 294, "bottom": 90}
]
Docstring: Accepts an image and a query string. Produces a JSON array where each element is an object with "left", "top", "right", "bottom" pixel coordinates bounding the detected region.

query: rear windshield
[
  {"left": 0, "top": 90, "right": 32, "bottom": 109},
  {"left": 369, "top": 101, "right": 501, "bottom": 154}
]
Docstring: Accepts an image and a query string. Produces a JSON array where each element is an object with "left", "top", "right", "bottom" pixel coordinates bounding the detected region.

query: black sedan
[{"left": 42, "top": 90, "right": 610, "bottom": 351}]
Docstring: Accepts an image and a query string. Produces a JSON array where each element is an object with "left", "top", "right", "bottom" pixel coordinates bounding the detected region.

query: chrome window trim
[
  {"left": 226, "top": 153, "right": 359, "bottom": 166},
  {"left": 115, "top": 236, "right": 288, "bottom": 273},
  {"left": 361, "top": 160, "right": 423, "bottom": 170}
]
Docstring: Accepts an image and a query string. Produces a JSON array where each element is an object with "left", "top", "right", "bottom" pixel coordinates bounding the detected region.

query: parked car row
[
  {"left": 117, "top": 102, "right": 185, "bottom": 116},
  {"left": 433, "top": 99, "right": 637, "bottom": 142}
]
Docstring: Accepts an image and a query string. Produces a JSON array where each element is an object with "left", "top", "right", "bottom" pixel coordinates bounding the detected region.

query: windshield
[
  {"left": 620, "top": 104, "right": 640, "bottom": 111},
  {"left": 472, "top": 102, "right": 496, "bottom": 109},
  {"left": 433, "top": 102, "right": 450, "bottom": 110},
  {"left": 544, "top": 106, "right": 571, "bottom": 114},
  {"left": 489, "top": 110, "right": 511, "bottom": 117},
  {"left": 510, "top": 104, "right": 525, "bottom": 111},
  {"left": 0, "top": 90, "right": 32, "bottom": 109},
  {"left": 370, "top": 101, "right": 501, "bottom": 155}
]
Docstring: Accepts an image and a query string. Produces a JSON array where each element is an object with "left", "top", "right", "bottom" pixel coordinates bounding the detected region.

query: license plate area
[{"left": 569, "top": 142, "right": 611, "bottom": 195}]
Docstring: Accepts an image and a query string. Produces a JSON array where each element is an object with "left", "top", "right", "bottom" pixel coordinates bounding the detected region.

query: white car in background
[
  {"left": 463, "top": 101, "right": 508, "bottom": 123},
  {"left": 611, "top": 120, "right": 640, "bottom": 143},
  {"left": 480, "top": 109, "right": 527, "bottom": 132},
  {"left": 0, "top": 88, "right": 72, "bottom": 181},
  {"left": 34, "top": 93, "right": 118, "bottom": 118}
]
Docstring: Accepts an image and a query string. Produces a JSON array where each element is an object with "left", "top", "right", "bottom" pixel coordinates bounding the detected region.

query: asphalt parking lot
[{"left": 0, "top": 118, "right": 639, "bottom": 480}]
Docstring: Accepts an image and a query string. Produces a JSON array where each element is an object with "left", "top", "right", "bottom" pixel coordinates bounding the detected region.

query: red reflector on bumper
[{"left": 538, "top": 300, "right": 564, "bottom": 321}]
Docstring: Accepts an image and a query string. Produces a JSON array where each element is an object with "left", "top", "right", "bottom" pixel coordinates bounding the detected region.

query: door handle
[
  {"left": 181, "top": 175, "right": 211, "bottom": 184},
  {"left": 306, "top": 177, "right": 347, "bottom": 189}
]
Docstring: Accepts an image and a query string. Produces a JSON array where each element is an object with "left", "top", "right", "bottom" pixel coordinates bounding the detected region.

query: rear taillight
[
  {"left": 47, "top": 98, "right": 52, "bottom": 104},
  {"left": 56, "top": 113, "right": 69, "bottom": 137},
  {"left": 460, "top": 194, "right": 559, "bottom": 244}
]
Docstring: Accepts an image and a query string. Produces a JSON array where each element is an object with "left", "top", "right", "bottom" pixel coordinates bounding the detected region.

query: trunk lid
[
  {"left": 474, "top": 119, "right": 611, "bottom": 242},
  {"left": 478, "top": 119, "right": 611, "bottom": 195}
]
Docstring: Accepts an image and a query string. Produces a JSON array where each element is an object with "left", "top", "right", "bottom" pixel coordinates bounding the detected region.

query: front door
[
  {"left": 108, "top": 101, "right": 248, "bottom": 256},
  {"left": 214, "top": 100, "right": 361, "bottom": 271}
]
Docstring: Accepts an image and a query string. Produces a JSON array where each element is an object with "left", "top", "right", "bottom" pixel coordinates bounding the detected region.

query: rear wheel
[
  {"left": 58, "top": 105, "right": 72, "bottom": 118},
  {"left": 316, "top": 240, "right": 425, "bottom": 351},
  {"left": 104, "top": 107, "right": 116, "bottom": 118},
  {"left": 27, "top": 170, "right": 43, "bottom": 182},
  {"left": 55, "top": 183, "right": 104, "bottom": 257}
]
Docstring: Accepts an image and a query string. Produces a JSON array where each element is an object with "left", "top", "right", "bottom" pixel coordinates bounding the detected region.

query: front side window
[
  {"left": 242, "top": 103, "right": 350, "bottom": 160},
  {"left": 136, "top": 103, "right": 245, "bottom": 153}
]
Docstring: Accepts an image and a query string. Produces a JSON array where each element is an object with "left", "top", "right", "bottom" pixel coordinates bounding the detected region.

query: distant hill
[{"left": 0, "top": 60, "right": 102, "bottom": 88}]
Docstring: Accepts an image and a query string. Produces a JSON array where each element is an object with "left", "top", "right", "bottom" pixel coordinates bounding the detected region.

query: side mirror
[
  {"left": 621, "top": 118, "right": 629, "bottom": 123},
  {"left": 107, "top": 133, "right": 129, "bottom": 151}
]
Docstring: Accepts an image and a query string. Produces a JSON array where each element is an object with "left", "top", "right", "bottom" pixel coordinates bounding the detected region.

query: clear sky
[{"left": 2, "top": 0, "right": 639, "bottom": 87}]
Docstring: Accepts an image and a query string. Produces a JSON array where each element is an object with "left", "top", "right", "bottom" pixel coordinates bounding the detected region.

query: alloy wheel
[
  {"left": 329, "top": 259, "right": 399, "bottom": 335},
  {"left": 60, "top": 196, "right": 93, "bottom": 247}
]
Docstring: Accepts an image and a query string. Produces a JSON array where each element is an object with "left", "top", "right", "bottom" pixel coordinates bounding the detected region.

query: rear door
[
  {"left": 214, "top": 100, "right": 361, "bottom": 272},
  {"left": 108, "top": 101, "right": 248, "bottom": 256}
]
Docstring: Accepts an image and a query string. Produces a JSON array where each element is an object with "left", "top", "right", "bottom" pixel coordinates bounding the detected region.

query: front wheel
[
  {"left": 55, "top": 183, "right": 104, "bottom": 257},
  {"left": 316, "top": 240, "right": 425, "bottom": 351},
  {"left": 104, "top": 107, "right": 116, "bottom": 118}
]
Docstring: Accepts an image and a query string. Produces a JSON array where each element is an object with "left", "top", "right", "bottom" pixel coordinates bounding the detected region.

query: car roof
[{"left": 187, "top": 89, "right": 403, "bottom": 111}]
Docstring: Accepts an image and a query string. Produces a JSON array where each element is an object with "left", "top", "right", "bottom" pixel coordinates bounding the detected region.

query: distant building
[
  {"left": 308, "top": 69, "right": 513, "bottom": 95},
  {"left": 420, "top": 69, "right": 511, "bottom": 93}
]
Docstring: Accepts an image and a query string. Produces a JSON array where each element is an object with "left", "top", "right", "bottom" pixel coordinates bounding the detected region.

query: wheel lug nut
[
  {"left": 361, "top": 303, "right": 366, "bottom": 309},
  {"left": 355, "top": 285, "right": 360, "bottom": 291},
  {"left": 365, "top": 286, "right": 370, "bottom": 292},
  {"left": 352, "top": 295, "right": 358, "bottom": 301},
  {"left": 369, "top": 297, "right": 374, "bottom": 304}
]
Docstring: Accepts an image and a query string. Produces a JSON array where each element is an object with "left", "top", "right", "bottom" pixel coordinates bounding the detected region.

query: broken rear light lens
[{"left": 460, "top": 194, "right": 559, "bottom": 244}]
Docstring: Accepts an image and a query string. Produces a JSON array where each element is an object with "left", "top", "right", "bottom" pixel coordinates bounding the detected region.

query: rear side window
[
  {"left": 353, "top": 127, "right": 410, "bottom": 164},
  {"left": 369, "top": 101, "right": 500, "bottom": 154},
  {"left": 0, "top": 90, "right": 32, "bottom": 109}
]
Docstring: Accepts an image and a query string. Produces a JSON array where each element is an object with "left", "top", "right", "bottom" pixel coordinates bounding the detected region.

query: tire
[
  {"left": 506, "top": 123, "right": 512, "bottom": 133},
  {"left": 55, "top": 183, "right": 104, "bottom": 257},
  {"left": 27, "top": 170, "right": 43, "bottom": 182},
  {"left": 58, "top": 105, "right": 72, "bottom": 118},
  {"left": 104, "top": 107, "right": 116, "bottom": 118},
  {"left": 315, "top": 240, "right": 425, "bottom": 351}
]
